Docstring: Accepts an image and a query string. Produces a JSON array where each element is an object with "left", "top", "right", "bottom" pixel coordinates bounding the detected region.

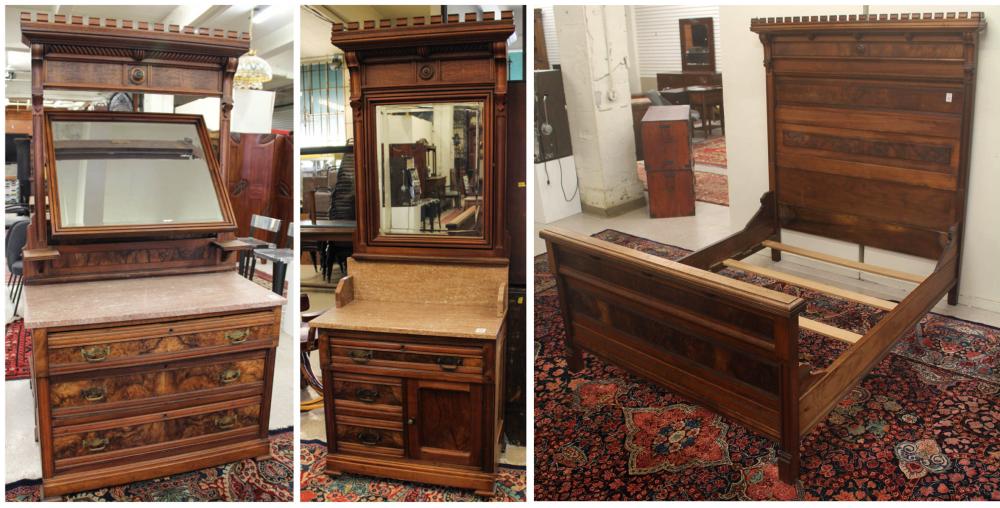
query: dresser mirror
[
  {"left": 44, "top": 112, "right": 235, "bottom": 236},
  {"left": 375, "top": 101, "right": 485, "bottom": 238},
  {"left": 679, "top": 17, "right": 715, "bottom": 73}
]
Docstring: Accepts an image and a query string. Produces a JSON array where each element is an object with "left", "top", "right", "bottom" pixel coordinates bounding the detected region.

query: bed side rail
[
  {"left": 799, "top": 231, "right": 959, "bottom": 435},
  {"left": 540, "top": 227, "right": 807, "bottom": 481}
]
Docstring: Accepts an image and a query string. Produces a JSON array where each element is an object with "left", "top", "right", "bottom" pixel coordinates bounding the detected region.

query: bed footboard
[{"left": 541, "top": 228, "right": 808, "bottom": 482}]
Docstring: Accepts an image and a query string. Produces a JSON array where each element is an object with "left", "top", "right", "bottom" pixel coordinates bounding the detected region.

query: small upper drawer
[
  {"left": 331, "top": 373, "right": 403, "bottom": 420},
  {"left": 330, "top": 337, "right": 484, "bottom": 377},
  {"left": 46, "top": 311, "right": 277, "bottom": 374},
  {"left": 49, "top": 353, "right": 266, "bottom": 418}
]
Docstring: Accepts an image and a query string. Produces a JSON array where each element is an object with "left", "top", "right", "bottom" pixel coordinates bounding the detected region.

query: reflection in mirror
[
  {"left": 50, "top": 120, "right": 225, "bottom": 228},
  {"left": 375, "top": 102, "right": 485, "bottom": 237},
  {"left": 680, "top": 18, "right": 714, "bottom": 71}
]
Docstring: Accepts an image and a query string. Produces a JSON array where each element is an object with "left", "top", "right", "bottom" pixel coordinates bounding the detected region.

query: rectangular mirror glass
[
  {"left": 374, "top": 102, "right": 485, "bottom": 238},
  {"left": 50, "top": 119, "right": 225, "bottom": 229}
]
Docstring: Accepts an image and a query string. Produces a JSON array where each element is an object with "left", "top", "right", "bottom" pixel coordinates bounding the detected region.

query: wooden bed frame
[{"left": 540, "top": 12, "right": 985, "bottom": 483}]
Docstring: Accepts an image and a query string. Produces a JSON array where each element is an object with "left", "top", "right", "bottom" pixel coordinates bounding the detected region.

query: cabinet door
[{"left": 406, "top": 379, "right": 483, "bottom": 467}]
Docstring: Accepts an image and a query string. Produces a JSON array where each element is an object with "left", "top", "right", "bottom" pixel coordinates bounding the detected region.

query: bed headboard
[{"left": 751, "top": 12, "right": 986, "bottom": 260}]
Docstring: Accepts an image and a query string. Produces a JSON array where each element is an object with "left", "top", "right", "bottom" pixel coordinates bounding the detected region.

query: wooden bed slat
[
  {"left": 799, "top": 317, "right": 861, "bottom": 344},
  {"left": 762, "top": 240, "right": 926, "bottom": 283},
  {"left": 723, "top": 258, "right": 897, "bottom": 312}
]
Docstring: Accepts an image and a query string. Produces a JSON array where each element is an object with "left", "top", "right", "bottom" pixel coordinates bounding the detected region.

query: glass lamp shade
[{"left": 234, "top": 50, "right": 273, "bottom": 90}]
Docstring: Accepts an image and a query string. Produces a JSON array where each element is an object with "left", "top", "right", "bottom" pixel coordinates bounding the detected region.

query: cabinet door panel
[{"left": 406, "top": 380, "right": 482, "bottom": 467}]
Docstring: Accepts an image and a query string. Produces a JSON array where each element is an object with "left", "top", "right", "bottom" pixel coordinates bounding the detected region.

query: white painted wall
[
  {"left": 720, "top": 5, "right": 1000, "bottom": 311},
  {"left": 534, "top": 156, "right": 582, "bottom": 224}
]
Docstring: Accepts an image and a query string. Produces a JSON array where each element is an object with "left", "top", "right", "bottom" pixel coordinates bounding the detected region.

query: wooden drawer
[
  {"left": 51, "top": 398, "right": 261, "bottom": 466},
  {"left": 335, "top": 414, "right": 404, "bottom": 458},
  {"left": 330, "top": 337, "right": 484, "bottom": 377},
  {"left": 332, "top": 373, "right": 403, "bottom": 420},
  {"left": 46, "top": 311, "right": 277, "bottom": 374},
  {"left": 49, "top": 352, "right": 266, "bottom": 416}
]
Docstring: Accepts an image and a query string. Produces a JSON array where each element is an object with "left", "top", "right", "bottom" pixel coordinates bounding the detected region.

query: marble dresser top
[
  {"left": 310, "top": 300, "right": 505, "bottom": 340},
  {"left": 24, "top": 271, "right": 286, "bottom": 329}
]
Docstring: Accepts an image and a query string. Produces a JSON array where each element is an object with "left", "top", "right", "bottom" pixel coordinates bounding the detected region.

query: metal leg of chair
[
  {"left": 13, "top": 277, "right": 23, "bottom": 316},
  {"left": 272, "top": 260, "right": 287, "bottom": 295}
]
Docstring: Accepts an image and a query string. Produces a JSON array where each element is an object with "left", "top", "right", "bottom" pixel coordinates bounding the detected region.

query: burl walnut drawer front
[
  {"left": 47, "top": 311, "right": 276, "bottom": 373},
  {"left": 51, "top": 399, "right": 261, "bottom": 467},
  {"left": 334, "top": 414, "right": 405, "bottom": 458},
  {"left": 49, "top": 353, "right": 266, "bottom": 413},
  {"left": 330, "top": 338, "right": 484, "bottom": 377},
  {"left": 332, "top": 373, "right": 404, "bottom": 420}
]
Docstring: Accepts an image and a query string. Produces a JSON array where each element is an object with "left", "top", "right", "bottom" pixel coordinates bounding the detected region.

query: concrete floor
[
  {"left": 534, "top": 203, "right": 1000, "bottom": 328},
  {"left": 4, "top": 263, "right": 297, "bottom": 484}
]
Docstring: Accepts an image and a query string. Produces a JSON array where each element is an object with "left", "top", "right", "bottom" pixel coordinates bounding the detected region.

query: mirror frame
[
  {"left": 43, "top": 110, "right": 238, "bottom": 238},
  {"left": 679, "top": 17, "right": 716, "bottom": 73},
  {"left": 359, "top": 91, "right": 497, "bottom": 251}
]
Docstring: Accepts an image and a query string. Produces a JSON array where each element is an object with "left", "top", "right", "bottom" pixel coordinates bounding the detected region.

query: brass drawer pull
[
  {"left": 219, "top": 369, "right": 242, "bottom": 385},
  {"left": 81, "top": 387, "right": 106, "bottom": 402},
  {"left": 355, "top": 388, "right": 379, "bottom": 403},
  {"left": 357, "top": 430, "right": 381, "bottom": 446},
  {"left": 80, "top": 345, "right": 110, "bottom": 363},
  {"left": 436, "top": 356, "right": 463, "bottom": 371},
  {"left": 348, "top": 349, "right": 373, "bottom": 364},
  {"left": 226, "top": 329, "right": 250, "bottom": 344},
  {"left": 214, "top": 415, "right": 237, "bottom": 430},
  {"left": 82, "top": 437, "right": 109, "bottom": 453}
]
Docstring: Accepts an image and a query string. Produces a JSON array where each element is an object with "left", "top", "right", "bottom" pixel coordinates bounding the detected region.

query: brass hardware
[
  {"left": 82, "top": 437, "right": 109, "bottom": 452},
  {"left": 348, "top": 349, "right": 373, "bottom": 364},
  {"left": 128, "top": 66, "right": 146, "bottom": 84},
  {"left": 355, "top": 388, "right": 378, "bottom": 403},
  {"left": 219, "top": 368, "right": 242, "bottom": 385},
  {"left": 214, "top": 415, "right": 237, "bottom": 430},
  {"left": 226, "top": 329, "right": 250, "bottom": 344},
  {"left": 81, "top": 387, "right": 106, "bottom": 402},
  {"left": 357, "top": 430, "right": 381, "bottom": 446},
  {"left": 80, "top": 345, "right": 110, "bottom": 363},
  {"left": 435, "top": 356, "right": 463, "bottom": 371},
  {"left": 406, "top": 418, "right": 415, "bottom": 425}
]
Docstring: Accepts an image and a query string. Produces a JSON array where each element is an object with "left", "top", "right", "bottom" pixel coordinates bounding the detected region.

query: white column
[{"left": 553, "top": 5, "right": 643, "bottom": 216}]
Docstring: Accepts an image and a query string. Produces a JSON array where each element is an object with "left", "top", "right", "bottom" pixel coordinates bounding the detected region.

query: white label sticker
[
  {"left": 475, "top": 327, "right": 487, "bottom": 334},
  {"left": 946, "top": 93, "right": 953, "bottom": 103}
]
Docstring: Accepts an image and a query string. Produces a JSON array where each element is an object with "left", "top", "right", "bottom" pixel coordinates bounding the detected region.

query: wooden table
[
  {"left": 687, "top": 85, "right": 724, "bottom": 137},
  {"left": 300, "top": 219, "right": 355, "bottom": 242}
]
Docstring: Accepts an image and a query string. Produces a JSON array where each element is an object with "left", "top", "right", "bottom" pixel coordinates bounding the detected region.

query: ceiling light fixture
[{"left": 234, "top": 6, "right": 273, "bottom": 90}]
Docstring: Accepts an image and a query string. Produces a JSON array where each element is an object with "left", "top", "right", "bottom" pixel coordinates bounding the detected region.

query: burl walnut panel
[
  {"left": 52, "top": 404, "right": 260, "bottom": 461},
  {"left": 49, "top": 357, "right": 265, "bottom": 410}
]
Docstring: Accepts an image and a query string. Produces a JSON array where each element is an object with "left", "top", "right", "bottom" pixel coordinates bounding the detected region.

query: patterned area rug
[
  {"left": 694, "top": 136, "right": 727, "bottom": 168},
  {"left": 5, "top": 319, "right": 31, "bottom": 380},
  {"left": 636, "top": 162, "right": 729, "bottom": 207},
  {"left": 300, "top": 439, "right": 526, "bottom": 502},
  {"left": 534, "top": 230, "right": 1000, "bottom": 500},
  {"left": 5, "top": 430, "right": 294, "bottom": 501}
]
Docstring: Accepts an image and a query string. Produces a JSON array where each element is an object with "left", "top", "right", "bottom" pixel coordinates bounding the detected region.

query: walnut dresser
[
  {"left": 311, "top": 11, "right": 517, "bottom": 496},
  {"left": 18, "top": 13, "right": 286, "bottom": 498}
]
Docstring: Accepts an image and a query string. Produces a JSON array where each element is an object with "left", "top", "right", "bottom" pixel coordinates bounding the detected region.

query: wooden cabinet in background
[
  {"left": 641, "top": 105, "right": 694, "bottom": 218},
  {"left": 226, "top": 133, "right": 294, "bottom": 246}
]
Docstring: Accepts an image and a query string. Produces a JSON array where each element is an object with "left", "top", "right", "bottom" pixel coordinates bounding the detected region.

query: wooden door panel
[{"left": 406, "top": 380, "right": 483, "bottom": 467}]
